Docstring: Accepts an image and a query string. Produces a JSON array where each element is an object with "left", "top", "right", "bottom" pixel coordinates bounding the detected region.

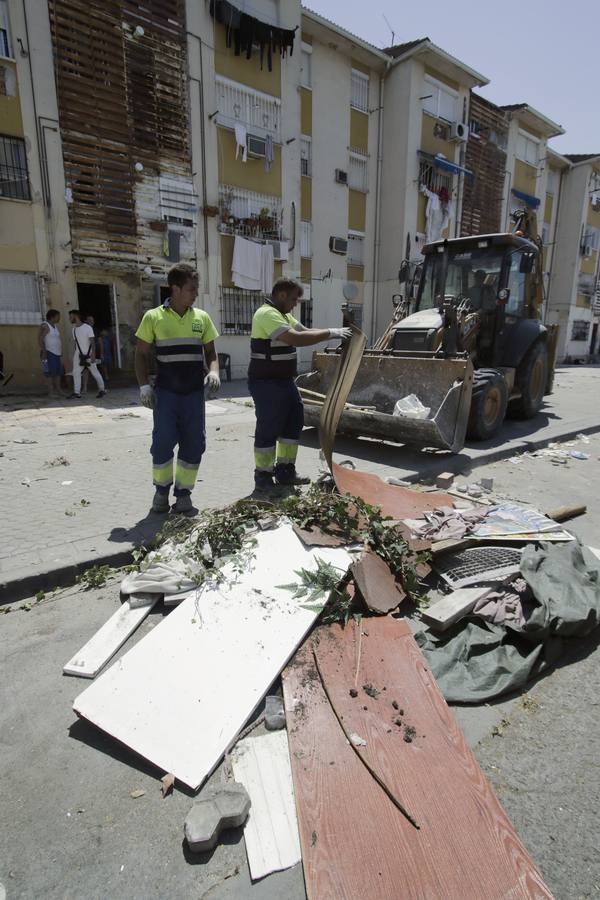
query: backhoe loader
[{"left": 298, "top": 211, "right": 558, "bottom": 452}]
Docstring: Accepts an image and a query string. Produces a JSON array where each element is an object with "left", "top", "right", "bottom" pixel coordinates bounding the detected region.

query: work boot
[
  {"left": 151, "top": 489, "right": 170, "bottom": 514},
  {"left": 67, "top": 393, "right": 81, "bottom": 400},
  {"left": 172, "top": 493, "right": 198, "bottom": 516},
  {"left": 253, "top": 471, "right": 284, "bottom": 496},
  {"left": 96, "top": 390, "right": 106, "bottom": 399},
  {"left": 274, "top": 463, "right": 311, "bottom": 486}
]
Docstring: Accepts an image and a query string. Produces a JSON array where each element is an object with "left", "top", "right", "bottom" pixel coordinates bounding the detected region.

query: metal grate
[
  {"left": 218, "top": 184, "right": 282, "bottom": 240},
  {"left": 300, "top": 298, "right": 313, "bottom": 328},
  {"left": 418, "top": 157, "right": 452, "bottom": 196},
  {"left": 349, "top": 151, "right": 368, "bottom": 192},
  {"left": 220, "top": 286, "right": 264, "bottom": 335},
  {"left": 215, "top": 75, "right": 281, "bottom": 142},
  {"left": 350, "top": 68, "right": 369, "bottom": 112},
  {"left": 0, "top": 134, "right": 30, "bottom": 200},
  {"left": 434, "top": 546, "right": 522, "bottom": 589},
  {"left": 344, "top": 302, "right": 363, "bottom": 329}
]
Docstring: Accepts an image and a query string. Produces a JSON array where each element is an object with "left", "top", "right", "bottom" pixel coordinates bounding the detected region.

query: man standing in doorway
[
  {"left": 135, "top": 263, "right": 220, "bottom": 515},
  {"left": 248, "top": 278, "right": 351, "bottom": 494},
  {"left": 68, "top": 309, "right": 106, "bottom": 399}
]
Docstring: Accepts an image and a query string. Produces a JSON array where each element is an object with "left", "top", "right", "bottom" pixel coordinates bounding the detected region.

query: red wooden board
[{"left": 283, "top": 620, "right": 552, "bottom": 900}]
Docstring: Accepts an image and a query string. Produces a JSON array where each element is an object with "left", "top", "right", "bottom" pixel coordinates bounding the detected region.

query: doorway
[
  {"left": 591, "top": 322, "right": 598, "bottom": 357},
  {"left": 76, "top": 282, "right": 113, "bottom": 331}
]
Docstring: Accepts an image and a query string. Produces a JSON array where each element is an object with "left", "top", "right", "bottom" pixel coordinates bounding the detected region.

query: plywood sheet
[
  {"left": 63, "top": 597, "right": 158, "bottom": 678},
  {"left": 74, "top": 524, "right": 352, "bottom": 790},
  {"left": 333, "top": 463, "right": 454, "bottom": 520},
  {"left": 283, "top": 621, "right": 552, "bottom": 900},
  {"left": 350, "top": 550, "right": 405, "bottom": 614},
  {"left": 231, "top": 731, "right": 301, "bottom": 880}
]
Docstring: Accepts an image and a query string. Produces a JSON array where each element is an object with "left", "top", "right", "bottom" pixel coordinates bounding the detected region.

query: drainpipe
[
  {"left": 369, "top": 67, "right": 387, "bottom": 344},
  {"left": 544, "top": 167, "right": 565, "bottom": 324},
  {"left": 187, "top": 31, "right": 210, "bottom": 291}
]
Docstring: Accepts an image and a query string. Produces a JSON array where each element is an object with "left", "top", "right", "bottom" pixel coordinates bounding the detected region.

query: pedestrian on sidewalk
[
  {"left": 68, "top": 310, "right": 106, "bottom": 399},
  {"left": 134, "top": 263, "right": 220, "bottom": 516},
  {"left": 38, "top": 309, "right": 64, "bottom": 397},
  {"left": 248, "top": 278, "right": 351, "bottom": 494}
]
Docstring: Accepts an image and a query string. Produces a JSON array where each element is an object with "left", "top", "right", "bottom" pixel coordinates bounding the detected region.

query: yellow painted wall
[
  {"left": 300, "top": 258, "right": 312, "bottom": 281},
  {"left": 0, "top": 61, "right": 24, "bottom": 137},
  {"left": 576, "top": 293, "right": 592, "bottom": 309},
  {"left": 301, "top": 33, "right": 312, "bottom": 44},
  {"left": 580, "top": 252, "right": 597, "bottom": 276},
  {"left": 350, "top": 109, "right": 368, "bottom": 153},
  {"left": 301, "top": 88, "right": 312, "bottom": 136},
  {"left": 513, "top": 159, "right": 537, "bottom": 196},
  {"left": 348, "top": 190, "right": 366, "bottom": 231},
  {"left": 274, "top": 261, "right": 283, "bottom": 280},
  {"left": 347, "top": 264, "right": 364, "bottom": 283},
  {"left": 544, "top": 193, "right": 554, "bottom": 223},
  {"left": 425, "top": 66, "right": 459, "bottom": 91},
  {"left": 217, "top": 128, "right": 282, "bottom": 197},
  {"left": 214, "top": 22, "right": 281, "bottom": 97},
  {"left": 417, "top": 192, "right": 427, "bottom": 234},
  {"left": 420, "top": 114, "right": 454, "bottom": 158},
  {"left": 1, "top": 325, "right": 44, "bottom": 388},
  {"left": 301, "top": 175, "right": 312, "bottom": 220},
  {"left": 351, "top": 58, "right": 370, "bottom": 76},
  {"left": 587, "top": 202, "right": 600, "bottom": 230},
  {"left": 0, "top": 200, "right": 38, "bottom": 269}
]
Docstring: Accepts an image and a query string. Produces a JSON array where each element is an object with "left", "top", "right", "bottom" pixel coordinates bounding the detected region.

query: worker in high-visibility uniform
[
  {"left": 135, "top": 263, "right": 220, "bottom": 515},
  {"left": 248, "top": 277, "right": 351, "bottom": 493}
]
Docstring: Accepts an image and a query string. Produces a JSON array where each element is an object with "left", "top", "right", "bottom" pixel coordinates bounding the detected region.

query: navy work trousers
[
  {"left": 151, "top": 388, "right": 205, "bottom": 496},
  {"left": 248, "top": 378, "right": 304, "bottom": 449}
]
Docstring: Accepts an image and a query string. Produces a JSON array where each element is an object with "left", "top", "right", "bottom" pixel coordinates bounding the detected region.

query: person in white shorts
[{"left": 68, "top": 309, "right": 106, "bottom": 399}]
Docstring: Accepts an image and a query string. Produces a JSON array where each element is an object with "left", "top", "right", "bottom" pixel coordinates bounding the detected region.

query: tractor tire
[
  {"left": 507, "top": 340, "right": 548, "bottom": 419},
  {"left": 467, "top": 368, "right": 508, "bottom": 441}
]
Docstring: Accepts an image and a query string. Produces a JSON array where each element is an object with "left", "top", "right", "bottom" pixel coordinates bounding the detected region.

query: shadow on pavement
[{"left": 108, "top": 510, "right": 165, "bottom": 547}]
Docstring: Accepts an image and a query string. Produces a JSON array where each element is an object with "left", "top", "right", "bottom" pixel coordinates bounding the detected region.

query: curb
[{"left": 2, "top": 420, "right": 600, "bottom": 606}]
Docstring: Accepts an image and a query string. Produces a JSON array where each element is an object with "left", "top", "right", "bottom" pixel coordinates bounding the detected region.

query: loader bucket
[{"left": 298, "top": 351, "right": 474, "bottom": 453}]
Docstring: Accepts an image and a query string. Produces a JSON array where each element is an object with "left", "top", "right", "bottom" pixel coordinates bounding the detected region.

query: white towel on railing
[
  {"left": 235, "top": 123, "right": 248, "bottom": 162},
  {"left": 232, "top": 235, "right": 262, "bottom": 290}
]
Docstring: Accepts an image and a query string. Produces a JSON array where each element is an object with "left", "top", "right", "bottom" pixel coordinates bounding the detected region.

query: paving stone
[{"left": 184, "top": 782, "right": 251, "bottom": 853}]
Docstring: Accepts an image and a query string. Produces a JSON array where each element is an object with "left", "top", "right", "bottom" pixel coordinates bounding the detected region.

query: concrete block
[
  {"left": 264, "top": 694, "right": 285, "bottom": 730},
  {"left": 435, "top": 472, "right": 454, "bottom": 489},
  {"left": 184, "top": 782, "right": 250, "bottom": 854},
  {"left": 480, "top": 477, "right": 494, "bottom": 491}
]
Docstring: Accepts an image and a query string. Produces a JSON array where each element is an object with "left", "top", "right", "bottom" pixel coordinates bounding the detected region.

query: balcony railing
[
  {"left": 215, "top": 75, "right": 281, "bottom": 142},
  {"left": 218, "top": 184, "right": 282, "bottom": 239}
]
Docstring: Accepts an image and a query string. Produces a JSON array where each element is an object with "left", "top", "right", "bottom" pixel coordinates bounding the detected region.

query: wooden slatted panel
[
  {"left": 49, "top": 0, "right": 189, "bottom": 259},
  {"left": 283, "top": 621, "right": 553, "bottom": 900},
  {"left": 461, "top": 93, "right": 509, "bottom": 237}
]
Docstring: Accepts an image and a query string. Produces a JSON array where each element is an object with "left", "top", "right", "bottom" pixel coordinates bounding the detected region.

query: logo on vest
[{"left": 191, "top": 322, "right": 203, "bottom": 334}]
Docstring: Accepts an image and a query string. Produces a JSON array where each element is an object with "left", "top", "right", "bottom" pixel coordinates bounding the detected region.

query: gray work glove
[
  {"left": 139, "top": 384, "right": 155, "bottom": 408},
  {"left": 328, "top": 327, "right": 353, "bottom": 341},
  {"left": 204, "top": 371, "right": 221, "bottom": 397}
]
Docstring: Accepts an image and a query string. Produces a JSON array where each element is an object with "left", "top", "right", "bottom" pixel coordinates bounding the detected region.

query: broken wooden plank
[
  {"left": 544, "top": 504, "right": 586, "bottom": 523},
  {"left": 333, "top": 463, "right": 455, "bottom": 520},
  {"left": 420, "top": 586, "right": 493, "bottom": 632},
  {"left": 63, "top": 597, "right": 158, "bottom": 679},
  {"left": 73, "top": 524, "right": 353, "bottom": 790},
  {"left": 283, "top": 621, "right": 552, "bottom": 899},
  {"left": 231, "top": 731, "right": 301, "bottom": 881},
  {"left": 350, "top": 550, "right": 406, "bottom": 614}
]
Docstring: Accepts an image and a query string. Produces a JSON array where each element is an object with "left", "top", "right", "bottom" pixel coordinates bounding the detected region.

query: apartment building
[
  {"left": 377, "top": 38, "right": 488, "bottom": 337},
  {"left": 547, "top": 153, "right": 600, "bottom": 361}
]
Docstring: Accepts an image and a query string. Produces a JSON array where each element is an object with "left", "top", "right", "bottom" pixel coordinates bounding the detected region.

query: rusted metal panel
[
  {"left": 49, "top": 0, "right": 191, "bottom": 264},
  {"left": 461, "top": 94, "right": 509, "bottom": 237}
]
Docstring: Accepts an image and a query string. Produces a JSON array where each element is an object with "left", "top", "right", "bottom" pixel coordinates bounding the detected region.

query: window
[
  {"left": 300, "top": 220, "right": 312, "bottom": 258},
  {"left": 344, "top": 302, "right": 363, "bottom": 329},
  {"left": 300, "top": 42, "right": 312, "bottom": 89},
  {"left": 300, "top": 297, "right": 313, "bottom": 328},
  {"left": 469, "top": 118, "right": 481, "bottom": 139},
  {"left": 505, "top": 253, "right": 527, "bottom": 318},
  {"left": 422, "top": 75, "right": 457, "bottom": 124},
  {"left": 159, "top": 176, "right": 196, "bottom": 226},
  {"left": 220, "top": 286, "right": 264, "bottom": 335},
  {"left": 0, "top": 135, "right": 30, "bottom": 200},
  {"left": 571, "top": 320, "right": 590, "bottom": 342},
  {"left": 0, "top": 272, "right": 42, "bottom": 324},
  {"left": 582, "top": 226, "right": 600, "bottom": 254},
  {"left": 0, "top": 0, "right": 11, "bottom": 58},
  {"left": 350, "top": 68, "right": 369, "bottom": 113},
  {"left": 300, "top": 135, "right": 311, "bottom": 177},
  {"left": 349, "top": 150, "right": 368, "bottom": 192},
  {"left": 546, "top": 168, "right": 558, "bottom": 195},
  {"left": 542, "top": 223, "right": 550, "bottom": 246},
  {"left": 347, "top": 232, "right": 365, "bottom": 267},
  {"left": 516, "top": 131, "right": 539, "bottom": 167},
  {"left": 418, "top": 156, "right": 452, "bottom": 196}
]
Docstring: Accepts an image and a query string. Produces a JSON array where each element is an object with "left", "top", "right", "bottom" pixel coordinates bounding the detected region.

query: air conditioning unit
[
  {"left": 449, "top": 121, "right": 469, "bottom": 142},
  {"left": 247, "top": 134, "right": 267, "bottom": 158},
  {"left": 329, "top": 236, "right": 348, "bottom": 255},
  {"left": 335, "top": 168, "right": 348, "bottom": 185},
  {"left": 591, "top": 194, "right": 600, "bottom": 211}
]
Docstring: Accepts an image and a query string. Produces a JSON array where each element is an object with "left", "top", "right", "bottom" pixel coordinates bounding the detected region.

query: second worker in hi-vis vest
[{"left": 248, "top": 277, "right": 351, "bottom": 494}]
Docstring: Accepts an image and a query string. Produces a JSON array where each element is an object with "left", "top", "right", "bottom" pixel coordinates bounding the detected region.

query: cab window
[{"left": 506, "top": 253, "right": 527, "bottom": 317}]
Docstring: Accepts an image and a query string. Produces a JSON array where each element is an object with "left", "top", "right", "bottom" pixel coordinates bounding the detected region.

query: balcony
[
  {"left": 215, "top": 75, "right": 281, "bottom": 143},
  {"left": 218, "top": 184, "right": 282, "bottom": 240}
]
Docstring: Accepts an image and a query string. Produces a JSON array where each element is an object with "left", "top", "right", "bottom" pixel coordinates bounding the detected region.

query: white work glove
[
  {"left": 204, "top": 371, "right": 221, "bottom": 397},
  {"left": 328, "top": 327, "right": 353, "bottom": 341},
  {"left": 139, "top": 384, "right": 155, "bottom": 408}
]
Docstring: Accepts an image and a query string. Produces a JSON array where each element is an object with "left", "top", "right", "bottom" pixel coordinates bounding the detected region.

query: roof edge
[
  {"left": 301, "top": 7, "right": 390, "bottom": 63},
  {"left": 386, "top": 38, "right": 489, "bottom": 87}
]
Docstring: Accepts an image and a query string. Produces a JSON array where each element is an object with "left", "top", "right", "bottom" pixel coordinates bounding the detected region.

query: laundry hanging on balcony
[
  {"left": 232, "top": 236, "right": 274, "bottom": 293},
  {"left": 209, "top": 0, "right": 298, "bottom": 72},
  {"left": 235, "top": 123, "right": 248, "bottom": 162},
  {"left": 421, "top": 185, "right": 454, "bottom": 245}
]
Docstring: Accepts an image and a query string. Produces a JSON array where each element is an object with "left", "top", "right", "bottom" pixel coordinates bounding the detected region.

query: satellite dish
[{"left": 342, "top": 281, "right": 359, "bottom": 302}]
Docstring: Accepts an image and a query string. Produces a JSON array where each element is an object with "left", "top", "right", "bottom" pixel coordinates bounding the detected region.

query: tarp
[{"left": 416, "top": 541, "right": 600, "bottom": 703}]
